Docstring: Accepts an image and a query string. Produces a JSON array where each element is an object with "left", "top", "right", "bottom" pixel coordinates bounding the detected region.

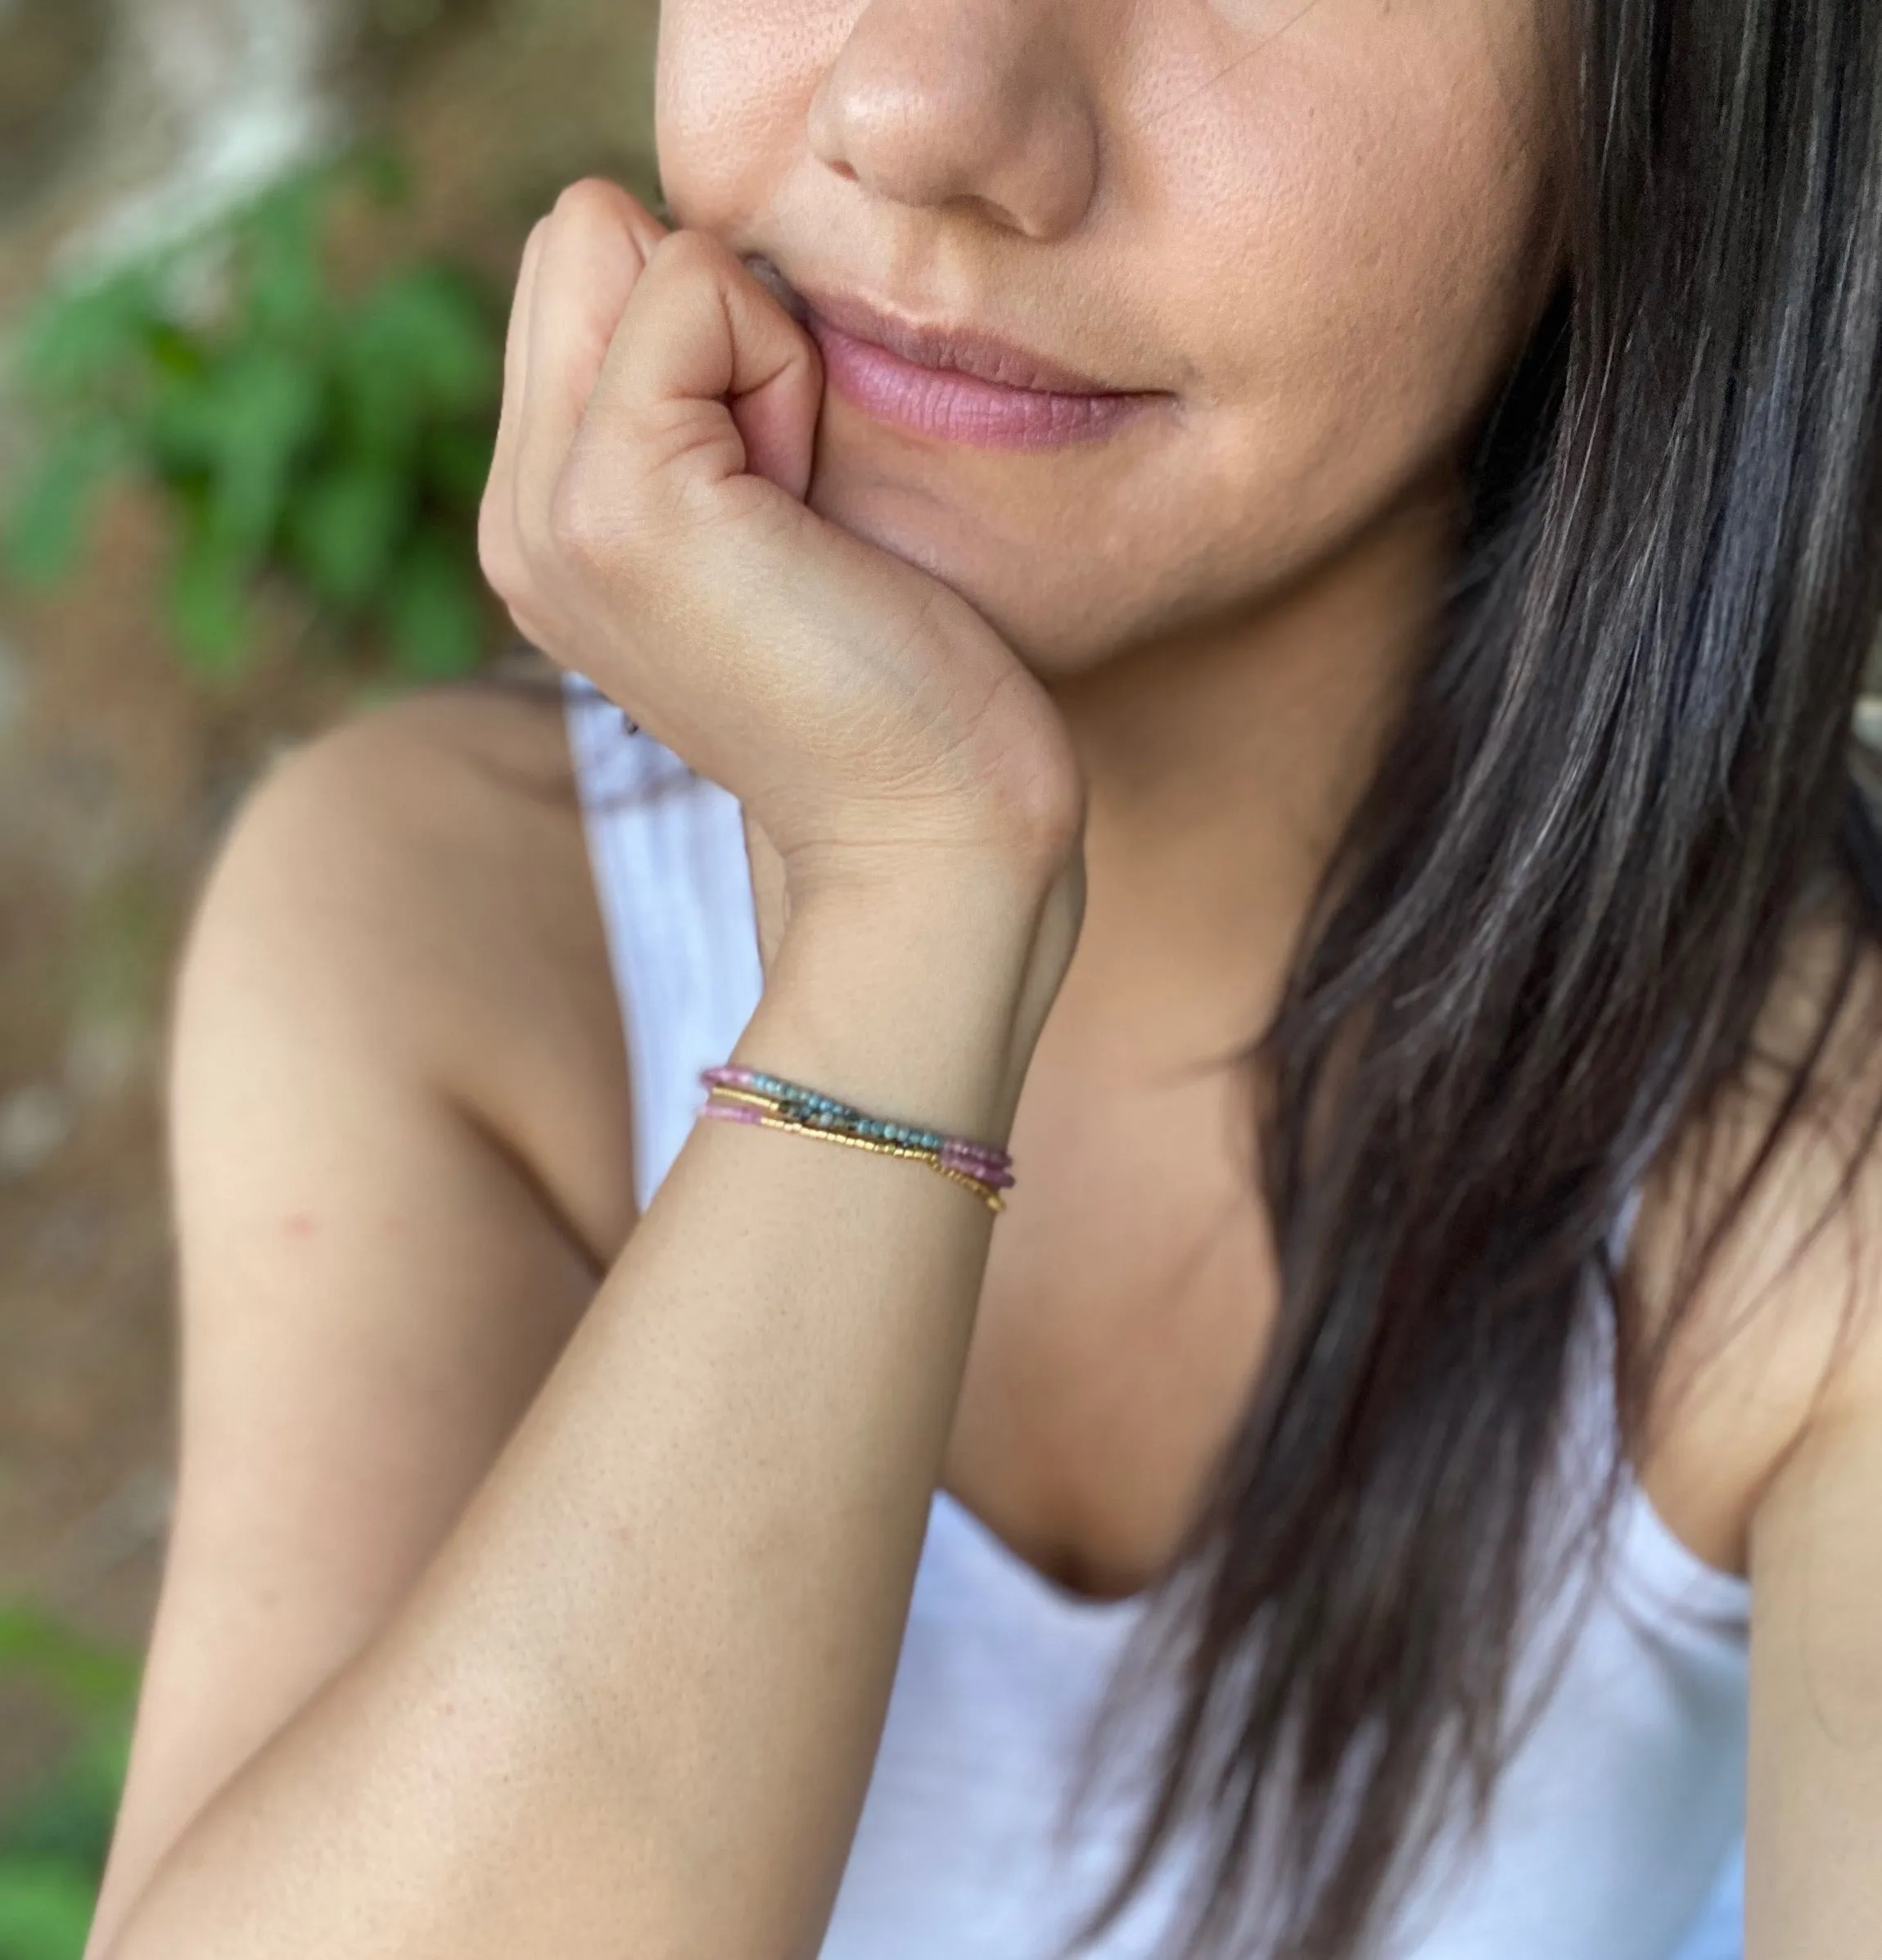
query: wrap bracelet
[{"left": 697, "top": 1064, "right": 1015, "bottom": 1213}]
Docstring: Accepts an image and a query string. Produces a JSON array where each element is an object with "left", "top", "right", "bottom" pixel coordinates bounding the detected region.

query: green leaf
[
  {"left": 284, "top": 462, "right": 410, "bottom": 609},
  {"left": 382, "top": 531, "right": 488, "bottom": 678},
  {"left": 0, "top": 1723, "right": 132, "bottom": 1882},
  {"left": 421, "top": 421, "right": 496, "bottom": 511},
  {"left": 2, "top": 142, "right": 512, "bottom": 698},
  {"left": 139, "top": 353, "right": 219, "bottom": 476},
  {"left": 338, "top": 267, "right": 499, "bottom": 458},
  {"left": 0, "top": 1608, "right": 137, "bottom": 1720},
  {"left": 168, "top": 523, "right": 253, "bottom": 675},
  {"left": 197, "top": 346, "right": 327, "bottom": 557},
  {"left": 0, "top": 1862, "right": 95, "bottom": 1960},
  {"left": 1, "top": 423, "right": 133, "bottom": 585},
  {"left": 144, "top": 320, "right": 206, "bottom": 383},
  {"left": 138, "top": 346, "right": 325, "bottom": 555},
  {"left": 232, "top": 171, "right": 331, "bottom": 345},
  {"left": 7, "top": 268, "right": 164, "bottom": 406}
]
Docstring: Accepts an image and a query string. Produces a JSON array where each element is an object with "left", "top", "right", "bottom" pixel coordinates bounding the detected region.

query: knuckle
[
  {"left": 551, "top": 176, "right": 600, "bottom": 214},
  {"left": 551, "top": 176, "right": 627, "bottom": 228},
  {"left": 645, "top": 224, "right": 717, "bottom": 280}
]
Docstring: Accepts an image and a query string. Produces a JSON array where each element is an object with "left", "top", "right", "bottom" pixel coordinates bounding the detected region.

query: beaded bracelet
[{"left": 697, "top": 1064, "right": 1015, "bottom": 1213}]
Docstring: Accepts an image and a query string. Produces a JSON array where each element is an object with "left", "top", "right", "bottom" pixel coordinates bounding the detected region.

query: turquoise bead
[{"left": 719, "top": 1070, "right": 988, "bottom": 1163}]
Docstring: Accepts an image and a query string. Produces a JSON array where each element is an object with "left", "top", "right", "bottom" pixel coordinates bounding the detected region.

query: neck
[{"left": 1040, "top": 473, "right": 1462, "bottom": 1080}]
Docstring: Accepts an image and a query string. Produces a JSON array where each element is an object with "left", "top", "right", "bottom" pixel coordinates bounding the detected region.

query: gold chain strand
[
  {"left": 706, "top": 1083, "right": 1003, "bottom": 1180},
  {"left": 707, "top": 1102, "right": 1006, "bottom": 1212}
]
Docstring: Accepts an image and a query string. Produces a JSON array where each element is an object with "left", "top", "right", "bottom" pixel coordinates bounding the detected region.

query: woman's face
[{"left": 655, "top": 0, "right": 1563, "bottom": 675}]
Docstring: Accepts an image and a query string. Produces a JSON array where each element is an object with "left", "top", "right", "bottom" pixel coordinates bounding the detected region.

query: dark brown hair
[
  {"left": 1049, "top": 2, "right": 1882, "bottom": 1956},
  {"left": 458, "top": 0, "right": 1882, "bottom": 1953}
]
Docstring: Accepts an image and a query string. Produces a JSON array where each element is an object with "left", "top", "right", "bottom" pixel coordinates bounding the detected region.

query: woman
[{"left": 79, "top": 2, "right": 1882, "bottom": 1958}]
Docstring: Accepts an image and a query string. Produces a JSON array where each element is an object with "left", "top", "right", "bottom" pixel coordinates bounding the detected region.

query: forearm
[{"left": 102, "top": 868, "right": 1062, "bottom": 1960}]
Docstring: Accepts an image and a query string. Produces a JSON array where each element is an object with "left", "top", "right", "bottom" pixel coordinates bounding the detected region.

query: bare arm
[
  {"left": 78, "top": 686, "right": 634, "bottom": 1960},
  {"left": 1746, "top": 1388, "right": 1882, "bottom": 1959},
  {"left": 93, "top": 716, "right": 1076, "bottom": 1960},
  {"left": 1742, "top": 1162, "right": 1882, "bottom": 1960},
  {"left": 1664, "top": 933, "right": 1882, "bottom": 1958},
  {"left": 88, "top": 168, "right": 1087, "bottom": 1960}
]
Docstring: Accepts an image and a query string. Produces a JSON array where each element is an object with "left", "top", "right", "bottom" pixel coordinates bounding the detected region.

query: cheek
[
  {"left": 1154, "top": 16, "right": 1556, "bottom": 522},
  {"left": 655, "top": 0, "right": 833, "bottom": 223},
  {"left": 950, "top": 11, "right": 1552, "bottom": 659},
  {"left": 649, "top": 0, "right": 1558, "bottom": 676}
]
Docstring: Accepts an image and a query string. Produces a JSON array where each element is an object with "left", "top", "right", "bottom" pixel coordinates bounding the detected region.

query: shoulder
[
  {"left": 1708, "top": 917, "right": 1882, "bottom": 1951},
  {"left": 206, "top": 661, "right": 580, "bottom": 909},
  {"left": 179, "top": 658, "right": 638, "bottom": 1266},
  {"left": 1626, "top": 882, "right": 1882, "bottom": 1551}
]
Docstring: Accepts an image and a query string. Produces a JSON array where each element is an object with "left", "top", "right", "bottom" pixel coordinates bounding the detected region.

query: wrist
[
  {"left": 737, "top": 865, "right": 1074, "bottom": 1149},
  {"left": 778, "top": 824, "right": 1075, "bottom": 919},
  {"left": 772, "top": 751, "right": 1085, "bottom": 925}
]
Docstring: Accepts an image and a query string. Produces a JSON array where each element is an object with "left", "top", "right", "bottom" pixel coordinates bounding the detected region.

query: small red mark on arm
[{"left": 282, "top": 1212, "right": 318, "bottom": 1240}]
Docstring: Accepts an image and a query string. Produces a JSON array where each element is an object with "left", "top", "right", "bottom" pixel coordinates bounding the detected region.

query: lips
[
  {"left": 792, "top": 282, "right": 1140, "bottom": 400},
  {"left": 737, "top": 256, "right": 1165, "bottom": 449},
  {"left": 806, "top": 314, "right": 1159, "bottom": 450}
]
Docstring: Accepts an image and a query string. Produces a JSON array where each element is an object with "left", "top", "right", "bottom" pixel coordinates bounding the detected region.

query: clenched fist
[{"left": 478, "top": 178, "right": 1085, "bottom": 910}]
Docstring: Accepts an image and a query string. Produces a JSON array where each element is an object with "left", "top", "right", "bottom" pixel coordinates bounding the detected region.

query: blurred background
[
  {"left": 0, "top": 3, "right": 657, "bottom": 1949},
  {"left": 2, "top": 10, "right": 1879, "bottom": 1958}
]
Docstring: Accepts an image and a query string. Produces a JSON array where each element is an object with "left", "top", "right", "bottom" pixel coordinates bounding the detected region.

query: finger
[
  {"left": 503, "top": 221, "right": 548, "bottom": 445},
  {"left": 515, "top": 179, "right": 668, "bottom": 523},
  {"left": 580, "top": 228, "right": 823, "bottom": 503},
  {"left": 479, "top": 217, "right": 547, "bottom": 590}
]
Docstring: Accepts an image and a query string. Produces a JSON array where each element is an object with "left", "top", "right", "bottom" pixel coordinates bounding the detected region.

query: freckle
[{"left": 282, "top": 1212, "right": 317, "bottom": 1239}]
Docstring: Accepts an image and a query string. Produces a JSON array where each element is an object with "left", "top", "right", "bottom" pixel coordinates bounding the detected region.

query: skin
[
  {"left": 660, "top": 0, "right": 1560, "bottom": 1050},
  {"left": 80, "top": 2, "right": 1882, "bottom": 1956}
]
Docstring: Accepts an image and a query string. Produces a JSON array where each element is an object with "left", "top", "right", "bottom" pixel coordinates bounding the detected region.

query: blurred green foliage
[
  {"left": 2, "top": 147, "right": 505, "bottom": 681},
  {"left": 0, "top": 1603, "right": 139, "bottom": 1960}
]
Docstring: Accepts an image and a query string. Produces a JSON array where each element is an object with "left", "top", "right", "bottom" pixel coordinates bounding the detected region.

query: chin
[{"left": 803, "top": 460, "right": 1141, "bottom": 679}]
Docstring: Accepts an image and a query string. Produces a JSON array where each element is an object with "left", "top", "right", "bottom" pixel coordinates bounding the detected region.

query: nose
[{"left": 806, "top": 0, "right": 1101, "bottom": 241}]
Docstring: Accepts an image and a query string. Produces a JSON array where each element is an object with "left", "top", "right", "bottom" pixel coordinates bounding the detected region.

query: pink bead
[{"left": 698, "top": 1063, "right": 1014, "bottom": 1187}]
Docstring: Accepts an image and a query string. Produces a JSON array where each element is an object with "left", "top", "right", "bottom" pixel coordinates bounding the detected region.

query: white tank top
[{"left": 560, "top": 668, "right": 1752, "bottom": 1960}]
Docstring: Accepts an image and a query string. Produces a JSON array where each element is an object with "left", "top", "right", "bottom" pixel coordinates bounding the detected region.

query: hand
[{"left": 478, "top": 179, "right": 1086, "bottom": 908}]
